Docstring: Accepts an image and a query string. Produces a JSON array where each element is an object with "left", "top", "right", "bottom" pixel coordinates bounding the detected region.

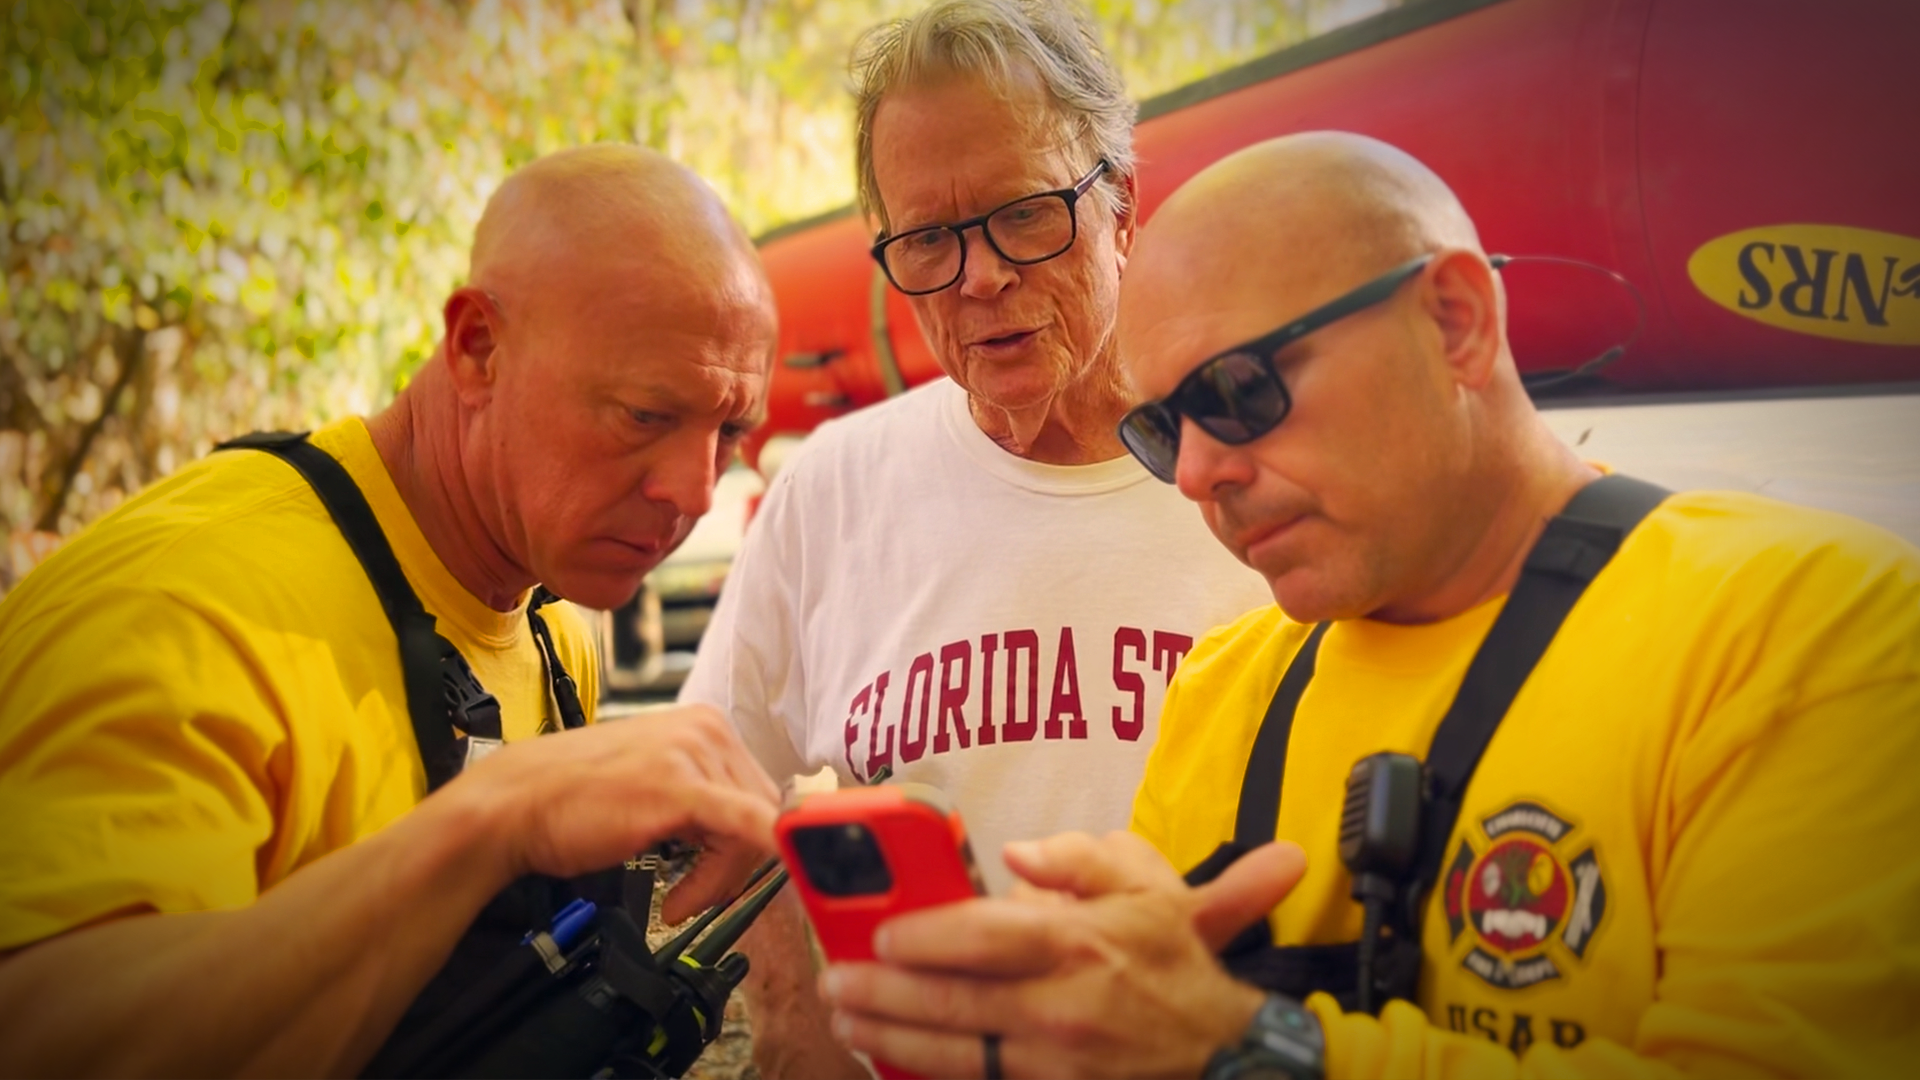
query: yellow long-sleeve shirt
[{"left": 1133, "top": 490, "right": 1920, "bottom": 1077}]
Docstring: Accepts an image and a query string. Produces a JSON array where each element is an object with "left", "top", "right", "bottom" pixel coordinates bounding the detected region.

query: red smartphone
[
  {"left": 775, "top": 783, "right": 987, "bottom": 963},
  {"left": 776, "top": 784, "right": 986, "bottom": 1080}
]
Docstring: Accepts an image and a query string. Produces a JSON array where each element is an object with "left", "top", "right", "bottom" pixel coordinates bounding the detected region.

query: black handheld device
[
  {"left": 1338, "top": 752, "right": 1423, "bottom": 1015},
  {"left": 364, "top": 855, "right": 789, "bottom": 1079}
]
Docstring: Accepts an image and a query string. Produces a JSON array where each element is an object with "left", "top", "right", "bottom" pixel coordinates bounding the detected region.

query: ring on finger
[{"left": 982, "top": 1033, "right": 1004, "bottom": 1080}]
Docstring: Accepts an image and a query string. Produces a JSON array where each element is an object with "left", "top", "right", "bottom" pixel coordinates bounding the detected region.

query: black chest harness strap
[
  {"left": 217, "top": 431, "right": 587, "bottom": 789},
  {"left": 215, "top": 432, "right": 635, "bottom": 1073},
  {"left": 1187, "top": 474, "right": 1671, "bottom": 1013}
]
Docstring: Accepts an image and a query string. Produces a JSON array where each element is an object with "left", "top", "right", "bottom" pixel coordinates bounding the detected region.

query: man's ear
[
  {"left": 1424, "top": 250, "right": 1502, "bottom": 390},
  {"left": 442, "top": 287, "right": 503, "bottom": 405},
  {"left": 1111, "top": 169, "right": 1140, "bottom": 269}
]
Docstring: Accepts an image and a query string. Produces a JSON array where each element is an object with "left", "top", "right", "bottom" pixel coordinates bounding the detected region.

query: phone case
[{"left": 774, "top": 783, "right": 985, "bottom": 962}]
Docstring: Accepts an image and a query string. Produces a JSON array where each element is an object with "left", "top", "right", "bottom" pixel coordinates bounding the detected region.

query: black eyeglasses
[
  {"left": 1118, "top": 254, "right": 1433, "bottom": 483},
  {"left": 872, "top": 160, "right": 1111, "bottom": 295}
]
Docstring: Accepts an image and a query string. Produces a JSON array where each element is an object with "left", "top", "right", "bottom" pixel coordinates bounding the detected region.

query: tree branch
[
  {"left": 36, "top": 325, "right": 147, "bottom": 533},
  {"left": 0, "top": 337, "right": 48, "bottom": 433}
]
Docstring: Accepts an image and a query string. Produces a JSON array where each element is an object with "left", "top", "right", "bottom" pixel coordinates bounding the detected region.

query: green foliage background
[{"left": 0, "top": 0, "right": 1385, "bottom": 584}]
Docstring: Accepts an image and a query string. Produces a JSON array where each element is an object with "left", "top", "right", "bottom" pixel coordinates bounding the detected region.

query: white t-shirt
[{"left": 683, "top": 378, "right": 1271, "bottom": 892}]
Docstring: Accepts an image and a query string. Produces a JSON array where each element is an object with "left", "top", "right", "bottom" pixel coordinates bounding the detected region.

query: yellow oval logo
[{"left": 1688, "top": 224, "right": 1920, "bottom": 346}]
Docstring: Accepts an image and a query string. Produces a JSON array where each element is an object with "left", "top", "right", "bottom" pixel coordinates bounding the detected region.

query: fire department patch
[{"left": 1443, "top": 800, "right": 1608, "bottom": 990}]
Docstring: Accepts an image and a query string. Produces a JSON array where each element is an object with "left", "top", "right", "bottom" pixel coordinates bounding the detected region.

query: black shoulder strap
[
  {"left": 215, "top": 431, "right": 463, "bottom": 790},
  {"left": 1233, "top": 621, "right": 1331, "bottom": 847},
  {"left": 529, "top": 587, "right": 588, "bottom": 732},
  {"left": 1402, "top": 473, "right": 1669, "bottom": 929},
  {"left": 216, "top": 438, "right": 624, "bottom": 1070},
  {"left": 1229, "top": 474, "right": 1669, "bottom": 908}
]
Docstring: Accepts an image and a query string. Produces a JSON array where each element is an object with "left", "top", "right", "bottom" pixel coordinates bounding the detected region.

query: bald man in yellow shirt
[
  {"left": 0, "top": 146, "right": 782, "bottom": 1076},
  {"left": 813, "top": 133, "right": 1920, "bottom": 1079}
]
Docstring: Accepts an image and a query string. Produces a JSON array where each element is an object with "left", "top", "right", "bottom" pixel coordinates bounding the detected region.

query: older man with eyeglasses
[
  {"left": 679, "top": 0, "right": 1269, "bottom": 1075},
  {"left": 813, "top": 132, "right": 1920, "bottom": 1079}
]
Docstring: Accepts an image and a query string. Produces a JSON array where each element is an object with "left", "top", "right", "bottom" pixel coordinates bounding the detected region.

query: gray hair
[{"left": 851, "top": 0, "right": 1136, "bottom": 234}]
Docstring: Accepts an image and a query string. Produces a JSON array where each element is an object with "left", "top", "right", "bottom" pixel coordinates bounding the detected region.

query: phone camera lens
[{"left": 791, "top": 822, "right": 894, "bottom": 896}]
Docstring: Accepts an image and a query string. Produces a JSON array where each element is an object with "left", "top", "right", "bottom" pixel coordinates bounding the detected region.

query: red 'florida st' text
[{"left": 843, "top": 625, "right": 1193, "bottom": 781}]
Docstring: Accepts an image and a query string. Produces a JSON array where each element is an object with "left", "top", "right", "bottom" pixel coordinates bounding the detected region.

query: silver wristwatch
[{"left": 1201, "top": 994, "right": 1326, "bottom": 1080}]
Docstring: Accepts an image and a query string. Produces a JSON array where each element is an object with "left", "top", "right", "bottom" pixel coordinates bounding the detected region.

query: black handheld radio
[
  {"left": 1337, "top": 752, "right": 1423, "bottom": 1015},
  {"left": 365, "top": 855, "right": 789, "bottom": 1079}
]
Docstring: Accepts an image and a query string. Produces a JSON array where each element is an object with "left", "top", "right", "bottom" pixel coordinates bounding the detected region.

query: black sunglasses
[{"left": 1117, "top": 254, "right": 1433, "bottom": 483}]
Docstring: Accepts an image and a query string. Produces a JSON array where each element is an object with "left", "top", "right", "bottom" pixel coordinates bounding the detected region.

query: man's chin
[
  {"left": 538, "top": 568, "right": 653, "bottom": 613},
  {"left": 956, "top": 360, "right": 1069, "bottom": 413},
  {"left": 1266, "top": 571, "right": 1368, "bottom": 626}
]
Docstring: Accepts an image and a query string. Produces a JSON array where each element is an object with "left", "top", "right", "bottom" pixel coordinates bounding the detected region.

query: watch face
[{"left": 1205, "top": 995, "right": 1325, "bottom": 1080}]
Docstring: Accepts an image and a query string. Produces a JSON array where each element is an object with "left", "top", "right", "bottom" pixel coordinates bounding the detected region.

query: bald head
[
  {"left": 1163, "top": 132, "right": 1477, "bottom": 267},
  {"left": 470, "top": 144, "right": 770, "bottom": 326},
  {"left": 1121, "top": 132, "right": 1486, "bottom": 367}
]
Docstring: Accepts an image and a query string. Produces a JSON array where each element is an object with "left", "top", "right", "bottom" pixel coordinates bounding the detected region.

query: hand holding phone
[{"left": 775, "top": 784, "right": 986, "bottom": 1080}]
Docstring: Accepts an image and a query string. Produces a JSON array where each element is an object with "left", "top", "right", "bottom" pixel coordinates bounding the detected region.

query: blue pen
[{"left": 524, "top": 898, "right": 598, "bottom": 973}]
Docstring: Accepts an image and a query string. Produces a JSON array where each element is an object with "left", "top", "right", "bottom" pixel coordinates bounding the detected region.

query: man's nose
[
  {"left": 1174, "top": 416, "right": 1254, "bottom": 502},
  {"left": 956, "top": 228, "right": 1019, "bottom": 300},
  {"left": 642, "top": 435, "right": 719, "bottom": 521}
]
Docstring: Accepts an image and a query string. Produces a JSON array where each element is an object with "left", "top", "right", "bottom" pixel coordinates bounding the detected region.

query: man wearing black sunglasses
[{"left": 817, "top": 132, "right": 1920, "bottom": 1079}]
